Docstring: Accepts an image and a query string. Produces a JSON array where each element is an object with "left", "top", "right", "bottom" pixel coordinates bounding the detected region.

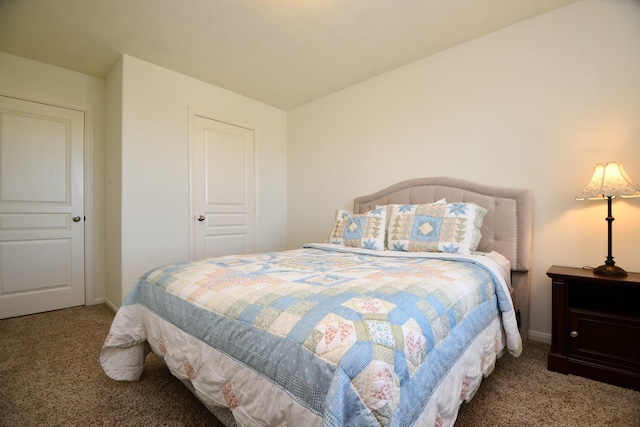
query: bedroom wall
[
  {"left": 105, "top": 57, "right": 123, "bottom": 307},
  {"left": 286, "top": 0, "right": 640, "bottom": 342},
  {"left": 0, "top": 52, "right": 107, "bottom": 305},
  {"left": 105, "top": 55, "right": 288, "bottom": 306}
]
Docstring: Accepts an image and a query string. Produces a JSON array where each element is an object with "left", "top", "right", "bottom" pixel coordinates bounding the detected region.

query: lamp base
[{"left": 593, "top": 264, "right": 628, "bottom": 277}]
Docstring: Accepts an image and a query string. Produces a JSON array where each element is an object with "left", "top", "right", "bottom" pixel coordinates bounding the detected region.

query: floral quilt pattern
[{"left": 103, "top": 244, "right": 520, "bottom": 426}]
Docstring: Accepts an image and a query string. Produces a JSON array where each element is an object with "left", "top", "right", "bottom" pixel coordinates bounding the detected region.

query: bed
[{"left": 101, "top": 176, "right": 533, "bottom": 427}]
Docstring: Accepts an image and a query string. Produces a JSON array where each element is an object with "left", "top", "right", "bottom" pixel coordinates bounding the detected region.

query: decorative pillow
[
  {"left": 376, "top": 200, "right": 446, "bottom": 250},
  {"left": 387, "top": 202, "right": 487, "bottom": 254},
  {"left": 377, "top": 199, "right": 446, "bottom": 231},
  {"left": 329, "top": 208, "right": 386, "bottom": 250}
]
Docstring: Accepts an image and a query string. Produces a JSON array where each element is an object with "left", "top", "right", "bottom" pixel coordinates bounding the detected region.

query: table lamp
[{"left": 576, "top": 162, "right": 640, "bottom": 277}]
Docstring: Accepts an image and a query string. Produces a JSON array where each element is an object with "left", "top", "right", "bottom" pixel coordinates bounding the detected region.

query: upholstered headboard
[{"left": 353, "top": 176, "right": 533, "bottom": 341}]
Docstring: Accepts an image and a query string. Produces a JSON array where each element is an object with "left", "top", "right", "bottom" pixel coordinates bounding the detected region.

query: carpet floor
[{"left": 1, "top": 304, "right": 639, "bottom": 426}]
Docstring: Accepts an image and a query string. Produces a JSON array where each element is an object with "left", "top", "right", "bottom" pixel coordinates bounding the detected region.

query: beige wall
[
  {"left": 105, "top": 57, "right": 123, "bottom": 307},
  {"left": 0, "top": 52, "right": 107, "bottom": 306},
  {"left": 106, "top": 55, "right": 288, "bottom": 304},
  {"left": 287, "top": 0, "right": 640, "bottom": 342}
]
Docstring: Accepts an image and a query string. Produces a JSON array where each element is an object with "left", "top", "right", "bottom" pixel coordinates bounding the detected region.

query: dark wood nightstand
[{"left": 547, "top": 265, "right": 640, "bottom": 391}]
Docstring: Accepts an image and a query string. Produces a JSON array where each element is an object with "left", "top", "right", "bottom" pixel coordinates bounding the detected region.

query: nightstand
[{"left": 547, "top": 265, "right": 640, "bottom": 391}]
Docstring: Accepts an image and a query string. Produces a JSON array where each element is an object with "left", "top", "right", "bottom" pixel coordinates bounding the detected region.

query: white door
[
  {"left": 0, "top": 95, "right": 85, "bottom": 319},
  {"left": 191, "top": 114, "right": 255, "bottom": 260}
]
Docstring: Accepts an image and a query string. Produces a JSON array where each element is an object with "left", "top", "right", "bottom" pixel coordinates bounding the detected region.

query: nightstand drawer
[{"left": 569, "top": 308, "right": 640, "bottom": 369}]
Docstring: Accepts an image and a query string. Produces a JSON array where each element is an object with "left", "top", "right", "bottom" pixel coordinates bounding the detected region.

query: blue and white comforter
[{"left": 101, "top": 244, "right": 521, "bottom": 427}]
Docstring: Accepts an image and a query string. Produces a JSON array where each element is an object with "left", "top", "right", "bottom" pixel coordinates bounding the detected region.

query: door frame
[
  {"left": 1, "top": 89, "right": 95, "bottom": 306},
  {"left": 187, "top": 108, "right": 257, "bottom": 261}
]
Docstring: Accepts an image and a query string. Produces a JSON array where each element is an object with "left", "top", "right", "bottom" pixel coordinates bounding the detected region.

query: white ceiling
[{"left": 0, "top": 0, "right": 577, "bottom": 110}]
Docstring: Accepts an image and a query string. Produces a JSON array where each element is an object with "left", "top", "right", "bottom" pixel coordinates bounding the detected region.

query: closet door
[
  {"left": 190, "top": 113, "right": 255, "bottom": 260},
  {"left": 0, "top": 95, "right": 85, "bottom": 319}
]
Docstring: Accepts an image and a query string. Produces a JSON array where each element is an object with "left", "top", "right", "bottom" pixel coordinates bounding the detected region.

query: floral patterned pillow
[
  {"left": 387, "top": 202, "right": 487, "bottom": 254},
  {"left": 329, "top": 208, "right": 386, "bottom": 251}
]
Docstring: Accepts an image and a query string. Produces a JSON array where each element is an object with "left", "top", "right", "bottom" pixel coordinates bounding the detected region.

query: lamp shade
[{"left": 576, "top": 162, "right": 640, "bottom": 200}]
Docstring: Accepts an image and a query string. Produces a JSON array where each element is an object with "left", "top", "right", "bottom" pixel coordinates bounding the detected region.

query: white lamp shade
[{"left": 576, "top": 162, "right": 640, "bottom": 200}]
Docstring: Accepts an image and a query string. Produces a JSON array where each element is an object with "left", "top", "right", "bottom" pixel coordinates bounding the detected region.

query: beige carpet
[{"left": 1, "top": 304, "right": 639, "bottom": 426}]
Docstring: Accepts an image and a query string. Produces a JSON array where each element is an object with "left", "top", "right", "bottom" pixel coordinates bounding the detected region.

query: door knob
[
  {"left": 197, "top": 215, "right": 205, "bottom": 222},
  {"left": 570, "top": 331, "right": 578, "bottom": 338},
  {"left": 73, "top": 216, "right": 82, "bottom": 222}
]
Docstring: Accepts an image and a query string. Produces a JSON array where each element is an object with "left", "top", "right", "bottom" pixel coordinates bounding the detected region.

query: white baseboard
[
  {"left": 87, "top": 296, "right": 118, "bottom": 313},
  {"left": 527, "top": 330, "right": 551, "bottom": 344},
  {"left": 102, "top": 298, "right": 119, "bottom": 313}
]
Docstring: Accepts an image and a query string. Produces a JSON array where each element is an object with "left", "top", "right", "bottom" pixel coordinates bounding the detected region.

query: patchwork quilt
[{"left": 101, "top": 244, "right": 521, "bottom": 427}]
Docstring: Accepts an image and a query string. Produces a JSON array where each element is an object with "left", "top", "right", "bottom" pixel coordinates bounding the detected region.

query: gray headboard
[{"left": 353, "top": 176, "right": 533, "bottom": 341}]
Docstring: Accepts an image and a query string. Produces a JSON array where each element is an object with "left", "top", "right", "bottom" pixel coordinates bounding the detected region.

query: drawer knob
[{"left": 570, "top": 331, "right": 579, "bottom": 338}]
